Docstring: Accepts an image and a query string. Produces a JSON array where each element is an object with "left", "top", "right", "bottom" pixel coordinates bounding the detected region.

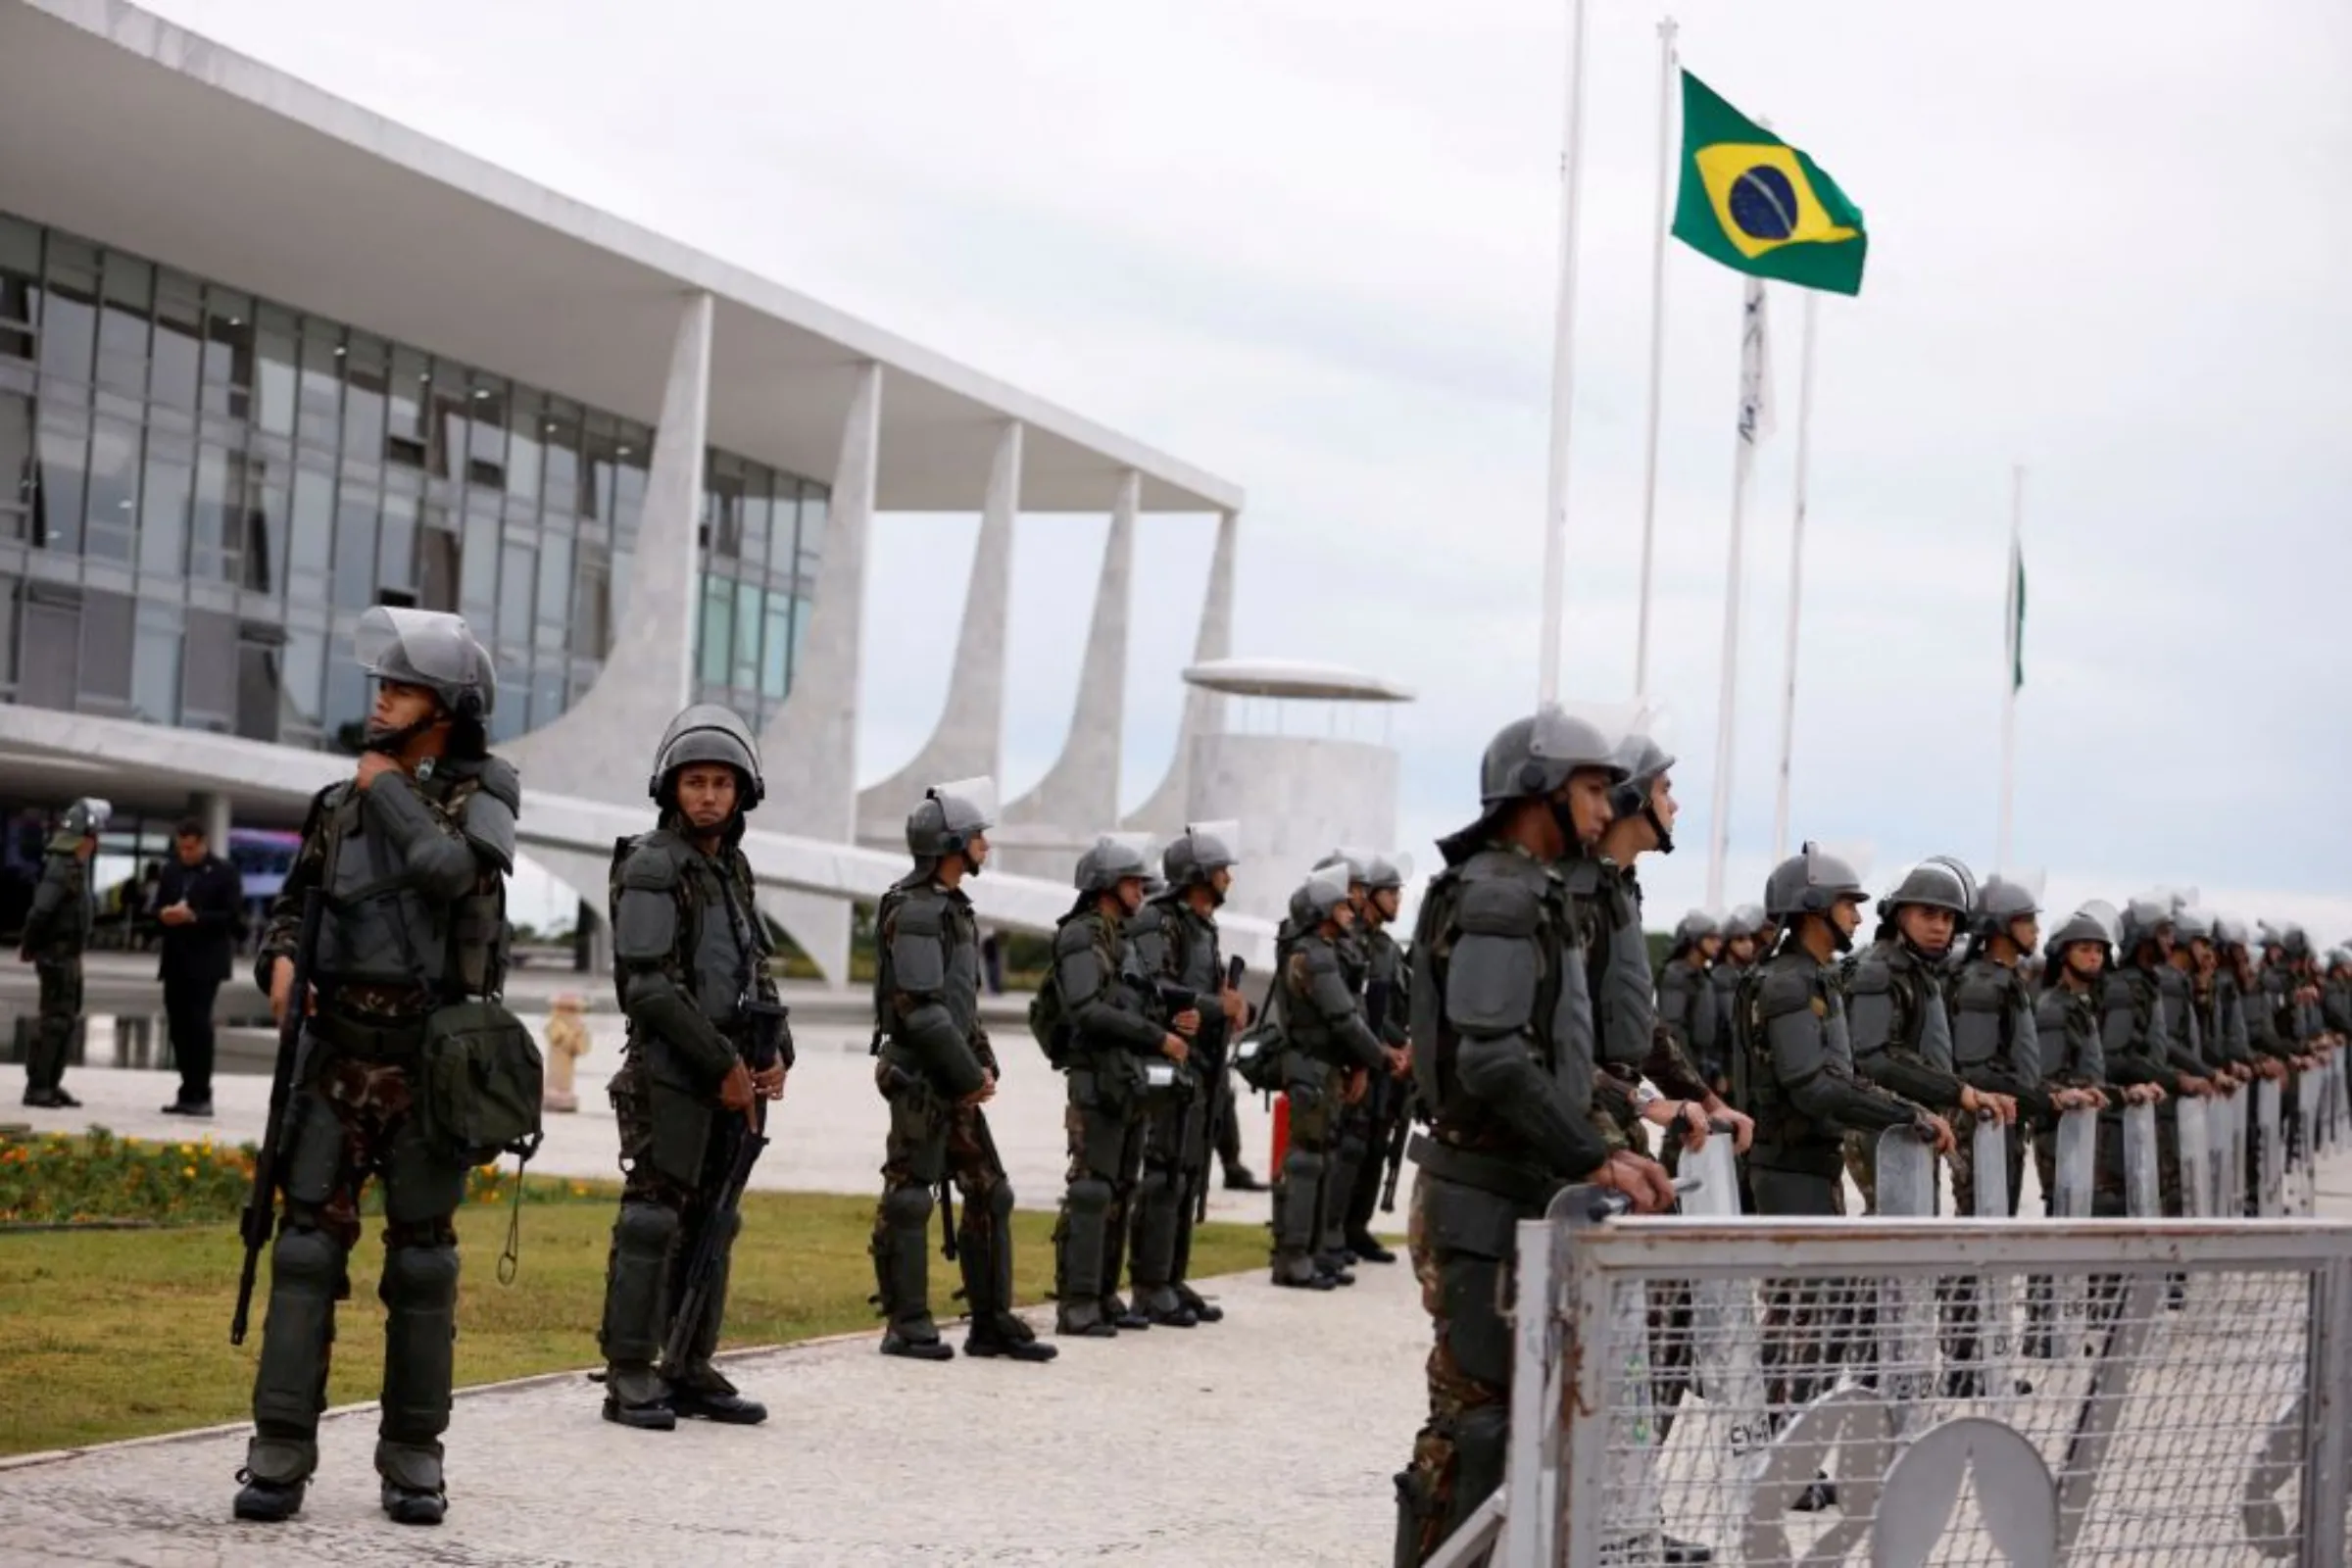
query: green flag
[
  {"left": 1671, "top": 70, "right": 1868, "bottom": 296},
  {"left": 2006, "top": 536, "right": 2027, "bottom": 693}
]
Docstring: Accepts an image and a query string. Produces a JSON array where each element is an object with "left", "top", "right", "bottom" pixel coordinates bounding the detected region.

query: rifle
[
  {"left": 1379, "top": 1078, "right": 1417, "bottom": 1212},
  {"left": 1195, "top": 956, "right": 1246, "bottom": 1225},
  {"left": 662, "top": 998, "right": 787, "bottom": 1370},
  {"left": 231, "top": 886, "right": 325, "bottom": 1345}
]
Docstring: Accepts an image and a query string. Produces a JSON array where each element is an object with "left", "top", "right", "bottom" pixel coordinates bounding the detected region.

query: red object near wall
[{"left": 1271, "top": 1092, "right": 1290, "bottom": 1172}]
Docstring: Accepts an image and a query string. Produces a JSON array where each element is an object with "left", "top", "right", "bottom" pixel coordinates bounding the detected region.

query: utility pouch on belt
[
  {"left": 419, "top": 999, "right": 546, "bottom": 1167},
  {"left": 1232, "top": 1022, "right": 1289, "bottom": 1093}
]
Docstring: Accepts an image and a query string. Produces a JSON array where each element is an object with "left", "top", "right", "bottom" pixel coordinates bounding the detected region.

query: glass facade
[{"left": 0, "top": 211, "right": 821, "bottom": 753}]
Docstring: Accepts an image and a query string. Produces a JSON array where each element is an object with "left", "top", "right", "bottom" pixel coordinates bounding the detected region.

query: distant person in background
[
  {"left": 980, "top": 929, "right": 1004, "bottom": 996},
  {"left": 157, "top": 818, "right": 243, "bottom": 1118},
  {"left": 19, "top": 797, "right": 107, "bottom": 1109}
]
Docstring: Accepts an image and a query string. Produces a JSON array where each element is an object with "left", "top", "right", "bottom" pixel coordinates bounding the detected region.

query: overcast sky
[{"left": 145, "top": 0, "right": 2352, "bottom": 934}]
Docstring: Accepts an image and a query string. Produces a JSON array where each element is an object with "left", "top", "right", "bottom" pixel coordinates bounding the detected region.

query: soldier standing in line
[
  {"left": 1390, "top": 706, "right": 1676, "bottom": 1564},
  {"left": 1339, "top": 851, "right": 1415, "bottom": 1265},
  {"left": 233, "top": 608, "right": 522, "bottom": 1527},
  {"left": 1656, "top": 910, "right": 1723, "bottom": 1098},
  {"left": 18, "top": 796, "right": 105, "bottom": 1109},
  {"left": 1711, "top": 905, "right": 1769, "bottom": 1095},
  {"left": 2099, "top": 899, "right": 2210, "bottom": 1215},
  {"left": 1122, "top": 821, "right": 1250, "bottom": 1326},
  {"left": 1842, "top": 860, "right": 2016, "bottom": 1214},
  {"left": 2032, "top": 905, "right": 2130, "bottom": 1217},
  {"left": 1307, "top": 849, "right": 1381, "bottom": 1270},
  {"left": 598, "top": 706, "right": 795, "bottom": 1429},
  {"left": 1045, "top": 835, "right": 1190, "bottom": 1337},
  {"left": 866, "top": 777, "right": 1054, "bottom": 1364}
]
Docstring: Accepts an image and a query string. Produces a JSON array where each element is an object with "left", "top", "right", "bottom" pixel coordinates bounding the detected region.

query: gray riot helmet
[
  {"left": 1162, "top": 819, "right": 1240, "bottom": 891},
  {"left": 1363, "top": 853, "right": 1409, "bottom": 893},
  {"left": 2120, "top": 895, "right": 2175, "bottom": 958},
  {"left": 60, "top": 797, "right": 112, "bottom": 839},
  {"left": 1607, "top": 707, "right": 1679, "bottom": 853},
  {"left": 1975, "top": 870, "right": 2044, "bottom": 936},
  {"left": 2280, "top": 923, "right": 2314, "bottom": 962},
  {"left": 1074, "top": 832, "right": 1154, "bottom": 896},
  {"left": 1764, "top": 843, "right": 1868, "bottom": 951},
  {"left": 1314, "top": 848, "right": 1374, "bottom": 888},
  {"left": 2046, "top": 900, "right": 2120, "bottom": 968},
  {"left": 354, "top": 606, "right": 495, "bottom": 729},
  {"left": 906, "top": 775, "right": 999, "bottom": 870},
  {"left": 1722, "top": 904, "right": 1768, "bottom": 943},
  {"left": 1448, "top": 702, "right": 1636, "bottom": 862},
  {"left": 648, "top": 703, "right": 764, "bottom": 810},
  {"left": 2173, "top": 907, "right": 2214, "bottom": 947},
  {"left": 1882, "top": 858, "right": 1974, "bottom": 922},
  {"left": 1669, "top": 908, "right": 1718, "bottom": 956},
  {"left": 1296, "top": 862, "right": 1355, "bottom": 927},
  {"left": 2213, "top": 914, "right": 2252, "bottom": 954}
]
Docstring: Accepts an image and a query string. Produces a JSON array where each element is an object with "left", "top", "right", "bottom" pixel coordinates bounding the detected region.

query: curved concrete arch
[
  {"left": 855, "top": 417, "right": 1020, "bottom": 846},
  {"left": 1122, "top": 507, "right": 1237, "bottom": 839}
]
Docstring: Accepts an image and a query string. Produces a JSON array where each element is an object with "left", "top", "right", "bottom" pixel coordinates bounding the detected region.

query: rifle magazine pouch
[{"left": 419, "top": 1000, "right": 546, "bottom": 1167}]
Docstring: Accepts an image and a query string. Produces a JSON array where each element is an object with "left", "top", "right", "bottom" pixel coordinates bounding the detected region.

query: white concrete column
[
  {"left": 758, "top": 362, "right": 883, "bottom": 984},
  {"left": 1000, "top": 469, "right": 1139, "bottom": 873},
  {"left": 855, "top": 417, "right": 1020, "bottom": 842},
  {"left": 189, "top": 789, "right": 232, "bottom": 850},
  {"left": 502, "top": 290, "right": 711, "bottom": 796},
  {"left": 1123, "top": 507, "right": 1238, "bottom": 835}
]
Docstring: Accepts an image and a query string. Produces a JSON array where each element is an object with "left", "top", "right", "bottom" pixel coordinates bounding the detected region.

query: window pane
[
  {"left": 341, "top": 334, "right": 388, "bottom": 458},
  {"left": 698, "top": 576, "right": 731, "bottom": 689},
  {"left": 191, "top": 443, "right": 238, "bottom": 581},
  {"left": 34, "top": 406, "right": 87, "bottom": 553},
  {"left": 37, "top": 234, "right": 97, "bottom": 384},
  {"left": 767, "top": 483, "right": 799, "bottom": 574},
  {"left": 296, "top": 318, "right": 342, "bottom": 448},
  {"left": 0, "top": 389, "right": 30, "bottom": 514},
  {"left": 281, "top": 627, "right": 325, "bottom": 730},
  {"left": 460, "top": 508, "right": 498, "bottom": 619},
  {"left": 797, "top": 492, "right": 826, "bottom": 582},
  {"left": 572, "top": 544, "right": 609, "bottom": 659},
  {"left": 254, "top": 309, "right": 296, "bottom": 437},
  {"left": 0, "top": 574, "right": 16, "bottom": 690},
  {"left": 499, "top": 539, "right": 533, "bottom": 642},
  {"left": 324, "top": 656, "right": 368, "bottom": 754},
  {"left": 200, "top": 289, "right": 254, "bottom": 420},
  {"left": 613, "top": 447, "right": 648, "bottom": 542},
  {"left": 733, "top": 580, "right": 760, "bottom": 688},
  {"left": 245, "top": 474, "right": 286, "bottom": 596},
  {"left": 138, "top": 443, "right": 191, "bottom": 576},
  {"left": 131, "top": 600, "right": 182, "bottom": 723},
  {"left": 151, "top": 271, "right": 203, "bottom": 411},
  {"left": 79, "top": 588, "right": 133, "bottom": 702},
  {"left": 532, "top": 665, "right": 564, "bottom": 731},
  {"left": 183, "top": 607, "right": 236, "bottom": 724},
  {"left": 96, "top": 252, "right": 151, "bottom": 394},
  {"left": 706, "top": 466, "right": 743, "bottom": 558},
  {"left": 761, "top": 598, "right": 791, "bottom": 698},
  {"left": 83, "top": 416, "right": 140, "bottom": 563},
  {"left": 741, "top": 477, "right": 771, "bottom": 571},
  {"left": 235, "top": 640, "right": 280, "bottom": 742},
  {"left": 288, "top": 467, "right": 332, "bottom": 599},
  {"left": 418, "top": 514, "right": 457, "bottom": 612},
  {"left": 466, "top": 377, "right": 508, "bottom": 491},
  {"left": 22, "top": 600, "right": 77, "bottom": 709},
  {"left": 506, "top": 389, "right": 542, "bottom": 504},
  {"left": 543, "top": 402, "right": 581, "bottom": 515},
  {"left": 534, "top": 531, "right": 570, "bottom": 652},
  {"left": 333, "top": 478, "right": 378, "bottom": 610},
  {"left": 428, "top": 378, "right": 468, "bottom": 483},
  {"left": 0, "top": 217, "right": 35, "bottom": 362},
  {"left": 387, "top": 347, "right": 428, "bottom": 467},
  {"left": 490, "top": 652, "right": 527, "bottom": 743},
  {"left": 378, "top": 490, "right": 416, "bottom": 592}
]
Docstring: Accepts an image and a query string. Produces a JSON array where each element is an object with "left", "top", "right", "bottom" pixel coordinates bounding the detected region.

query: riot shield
[
  {"left": 2257, "top": 1077, "right": 2284, "bottom": 1218},
  {"left": 1687, "top": 1132, "right": 1771, "bottom": 1508},
  {"left": 1875, "top": 1127, "right": 1937, "bottom": 1437},
  {"left": 2123, "top": 1102, "right": 2161, "bottom": 1219},
  {"left": 2176, "top": 1095, "right": 2213, "bottom": 1218}
]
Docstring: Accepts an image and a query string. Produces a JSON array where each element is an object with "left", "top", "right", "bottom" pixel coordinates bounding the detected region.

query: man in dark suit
[{"left": 156, "top": 817, "right": 242, "bottom": 1117}]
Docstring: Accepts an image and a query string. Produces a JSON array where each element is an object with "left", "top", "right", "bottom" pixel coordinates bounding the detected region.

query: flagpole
[
  {"left": 1631, "top": 16, "right": 1679, "bottom": 702},
  {"left": 1705, "top": 277, "right": 1768, "bottom": 910},
  {"left": 1536, "top": 0, "right": 1591, "bottom": 707},
  {"left": 1996, "top": 464, "right": 2023, "bottom": 869},
  {"left": 1769, "top": 291, "right": 1820, "bottom": 862}
]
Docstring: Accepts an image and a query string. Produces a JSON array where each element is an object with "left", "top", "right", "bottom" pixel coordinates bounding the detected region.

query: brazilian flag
[{"left": 1671, "top": 71, "right": 1867, "bottom": 296}]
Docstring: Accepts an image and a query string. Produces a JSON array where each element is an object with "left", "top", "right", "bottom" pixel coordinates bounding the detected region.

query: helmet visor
[
  {"left": 1184, "top": 819, "right": 1240, "bottom": 869},
  {"left": 1303, "top": 861, "right": 1353, "bottom": 912},
  {"left": 354, "top": 606, "right": 480, "bottom": 688},
  {"left": 1095, "top": 831, "right": 1154, "bottom": 881},
  {"left": 1531, "top": 700, "right": 1642, "bottom": 780}
]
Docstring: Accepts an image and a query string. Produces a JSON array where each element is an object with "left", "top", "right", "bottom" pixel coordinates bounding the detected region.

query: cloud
[{"left": 140, "top": 0, "right": 2352, "bottom": 930}]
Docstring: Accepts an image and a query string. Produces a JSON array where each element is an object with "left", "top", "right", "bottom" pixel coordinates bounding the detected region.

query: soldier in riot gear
[
  {"left": 1657, "top": 910, "right": 1724, "bottom": 1097},
  {"left": 1272, "top": 863, "right": 1400, "bottom": 1288},
  {"left": 233, "top": 609, "right": 520, "bottom": 1527},
  {"left": 2034, "top": 906, "right": 2130, "bottom": 1215},
  {"left": 1309, "top": 848, "right": 1387, "bottom": 1268},
  {"left": 1340, "top": 851, "right": 1414, "bottom": 1264},
  {"left": 1712, "top": 905, "right": 1769, "bottom": 1088},
  {"left": 18, "top": 796, "right": 107, "bottom": 1108},
  {"left": 867, "top": 779, "right": 1054, "bottom": 1364},
  {"left": 1122, "top": 821, "right": 1250, "bottom": 1325},
  {"left": 598, "top": 706, "right": 796, "bottom": 1429},
  {"left": 2101, "top": 898, "right": 2212, "bottom": 1214},
  {"left": 1046, "top": 834, "right": 1190, "bottom": 1337},
  {"left": 2177, "top": 909, "right": 2253, "bottom": 1090},
  {"left": 1842, "top": 858, "right": 2016, "bottom": 1213},
  {"left": 1392, "top": 706, "right": 1675, "bottom": 1567}
]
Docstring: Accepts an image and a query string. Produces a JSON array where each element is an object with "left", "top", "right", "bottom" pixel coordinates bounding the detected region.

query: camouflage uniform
[
  {"left": 1841, "top": 936, "right": 1968, "bottom": 1214},
  {"left": 18, "top": 831, "right": 93, "bottom": 1103}
]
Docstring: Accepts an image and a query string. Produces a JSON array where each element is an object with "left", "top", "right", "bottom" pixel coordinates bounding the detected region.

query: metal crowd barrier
[{"left": 1433, "top": 1062, "right": 2352, "bottom": 1567}]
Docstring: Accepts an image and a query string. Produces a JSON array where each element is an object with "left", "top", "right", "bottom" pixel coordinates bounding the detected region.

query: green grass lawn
[{"left": 0, "top": 1190, "right": 1269, "bottom": 1457}]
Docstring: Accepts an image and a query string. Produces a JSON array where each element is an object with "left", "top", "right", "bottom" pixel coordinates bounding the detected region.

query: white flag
[{"left": 1738, "top": 277, "right": 1774, "bottom": 446}]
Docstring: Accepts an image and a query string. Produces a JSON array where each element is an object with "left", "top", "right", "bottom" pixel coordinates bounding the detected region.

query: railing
[{"left": 1432, "top": 1059, "right": 2352, "bottom": 1567}]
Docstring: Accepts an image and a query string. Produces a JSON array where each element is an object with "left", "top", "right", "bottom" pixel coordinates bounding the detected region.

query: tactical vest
[
  {"left": 315, "top": 773, "right": 506, "bottom": 1002},
  {"left": 874, "top": 875, "right": 983, "bottom": 1055},
  {"left": 608, "top": 830, "right": 764, "bottom": 1021},
  {"left": 1364, "top": 925, "right": 1407, "bottom": 1047},
  {"left": 1735, "top": 952, "right": 1860, "bottom": 1161},
  {"left": 24, "top": 850, "right": 92, "bottom": 959},
  {"left": 1950, "top": 957, "right": 2029, "bottom": 1081}
]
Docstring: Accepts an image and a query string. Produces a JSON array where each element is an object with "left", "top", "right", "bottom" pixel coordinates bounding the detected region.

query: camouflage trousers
[
  {"left": 1840, "top": 1130, "right": 1882, "bottom": 1215},
  {"left": 1749, "top": 1168, "right": 1872, "bottom": 1413},
  {"left": 607, "top": 1045, "right": 758, "bottom": 1378},
  {"left": 1394, "top": 1172, "right": 1524, "bottom": 1567},
  {"left": 869, "top": 1060, "right": 1015, "bottom": 1333},
  {"left": 248, "top": 1034, "right": 468, "bottom": 1488},
  {"left": 1052, "top": 1062, "right": 1147, "bottom": 1311},
  {"left": 24, "top": 956, "right": 82, "bottom": 1094}
]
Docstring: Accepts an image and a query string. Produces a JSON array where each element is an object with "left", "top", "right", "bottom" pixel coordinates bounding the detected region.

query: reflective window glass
[
  {"left": 296, "top": 319, "right": 342, "bottom": 448},
  {"left": 34, "top": 405, "right": 87, "bottom": 553},
  {"left": 235, "top": 639, "right": 281, "bottom": 742},
  {"left": 288, "top": 466, "right": 332, "bottom": 600},
  {"left": 542, "top": 401, "right": 581, "bottom": 515},
  {"left": 182, "top": 608, "right": 237, "bottom": 726},
  {"left": 534, "top": 530, "right": 570, "bottom": 652},
  {"left": 379, "top": 490, "right": 416, "bottom": 593},
  {"left": 22, "top": 599, "right": 77, "bottom": 710},
  {"left": 341, "top": 333, "right": 388, "bottom": 458},
  {"left": 418, "top": 515, "right": 458, "bottom": 612},
  {"left": 0, "top": 574, "right": 16, "bottom": 690},
  {"left": 0, "top": 216, "right": 36, "bottom": 363},
  {"left": 733, "top": 579, "right": 760, "bottom": 689},
  {"left": 79, "top": 588, "right": 133, "bottom": 702},
  {"left": 280, "top": 627, "right": 325, "bottom": 731},
  {"left": 572, "top": 544, "right": 609, "bottom": 659},
  {"left": 797, "top": 492, "right": 826, "bottom": 582},
  {"left": 387, "top": 347, "right": 428, "bottom": 466},
  {"left": 767, "top": 482, "right": 799, "bottom": 574},
  {"left": 95, "top": 252, "right": 151, "bottom": 394},
  {"left": 139, "top": 441, "right": 191, "bottom": 576},
  {"left": 325, "top": 656, "right": 368, "bottom": 753},
  {"left": 761, "top": 595, "right": 792, "bottom": 698},
  {"left": 83, "top": 415, "right": 140, "bottom": 562},
  {"left": 466, "top": 376, "right": 508, "bottom": 491},
  {"left": 428, "top": 379, "right": 468, "bottom": 483},
  {"left": 532, "top": 665, "right": 564, "bottom": 732},
  {"left": 499, "top": 539, "right": 533, "bottom": 641},
  {"left": 460, "top": 508, "right": 498, "bottom": 619},
  {"left": 191, "top": 444, "right": 237, "bottom": 581},
  {"left": 37, "top": 234, "right": 97, "bottom": 384},
  {"left": 698, "top": 575, "right": 732, "bottom": 689},
  {"left": 741, "top": 475, "right": 771, "bottom": 571},
  {"left": 245, "top": 473, "right": 286, "bottom": 597},
  {"left": 0, "top": 389, "right": 30, "bottom": 514},
  {"left": 333, "top": 479, "right": 378, "bottom": 610},
  {"left": 490, "top": 652, "right": 527, "bottom": 743},
  {"left": 506, "top": 388, "right": 542, "bottom": 505},
  {"left": 152, "top": 270, "right": 203, "bottom": 411},
  {"left": 612, "top": 450, "right": 647, "bottom": 541},
  {"left": 254, "top": 308, "right": 297, "bottom": 437},
  {"left": 131, "top": 599, "right": 182, "bottom": 723},
  {"left": 199, "top": 288, "right": 254, "bottom": 419}
]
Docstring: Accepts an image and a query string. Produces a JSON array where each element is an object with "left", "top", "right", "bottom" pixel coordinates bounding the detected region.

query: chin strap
[
  {"left": 364, "top": 713, "right": 440, "bottom": 757},
  {"left": 1643, "top": 803, "right": 1674, "bottom": 855}
]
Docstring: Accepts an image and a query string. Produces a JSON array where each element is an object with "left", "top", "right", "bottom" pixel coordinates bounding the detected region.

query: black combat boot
[
  {"left": 1346, "top": 1230, "right": 1398, "bottom": 1264},
  {"left": 1173, "top": 1283, "right": 1225, "bottom": 1323},
  {"left": 1270, "top": 1252, "right": 1337, "bottom": 1291},
  {"left": 965, "top": 1312, "right": 1058, "bottom": 1362},
  {"left": 1133, "top": 1284, "right": 1198, "bottom": 1328},
  {"left": 670, "top": 1365, "right": 766, "bottom": 1425},
  {"left": 1222, "top": 1164, "right": 1265, "bottom": 1192},
  {"left": 380, "top": 1481, "right": 446, "bottom": 1526},
  {"left": 231, "top": 1472, "right": 306, "bottom": 1523},
  {"left": 1054, "top": 1298, "right": 1118, "bottom": 1337},
  {"left": 601, "top": 1364, "right": 677, "bottom": 1431},
  {"left": 1102, "top": 1294, "right": 1151, "bottom": 1331},
  {"left": 880, "top": 1327, "right": 956, "bottom": 1361}
]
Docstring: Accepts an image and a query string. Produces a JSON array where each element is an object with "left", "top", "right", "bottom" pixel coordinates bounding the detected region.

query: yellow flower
[{"left": 183, "top": 1165, "right": 197, "bottom": 1179}]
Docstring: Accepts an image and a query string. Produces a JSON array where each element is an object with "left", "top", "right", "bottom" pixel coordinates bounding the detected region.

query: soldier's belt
[
  {"left": 310, "top": 1009, "right": 430, "bottom": 1056},
  {"left": 1406, "top": 1133, "right": 1559, "bottom": 1208}
]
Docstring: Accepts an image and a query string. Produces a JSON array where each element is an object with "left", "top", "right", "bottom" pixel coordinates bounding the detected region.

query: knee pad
[
  {"left": 984, "top": 1180, "right": 1015, "bottom": 1227},
  {"left": 1136, "top": 1165, "right": 1177, "bottom": 1206},
  {"left": 378, "top": 1244, "right": 459, "bottom": 1310},
  {"left": 272, "top": 1224, "right": 342, "bottom": 1292},
  {"left": 882, "top": 1183, "right": 935, "bottom": 1231},
  {"left": 1065, "top": 1176, "right": 1113, "bottom": 1218},
  {"left": 614, "top": 1200, "right": 680, "bottom": 1260},
  {"left": 1451, "top": 1402, "right": 1509, "bottom": 1509},
  {"left": 1283, "top": 1147, "right": 1325, "bottom": 1186}
]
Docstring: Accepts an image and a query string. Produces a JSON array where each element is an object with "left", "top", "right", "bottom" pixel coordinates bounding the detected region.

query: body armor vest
[{"left": 314, "top": 777, "right": 502, "bottom": 1003}]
